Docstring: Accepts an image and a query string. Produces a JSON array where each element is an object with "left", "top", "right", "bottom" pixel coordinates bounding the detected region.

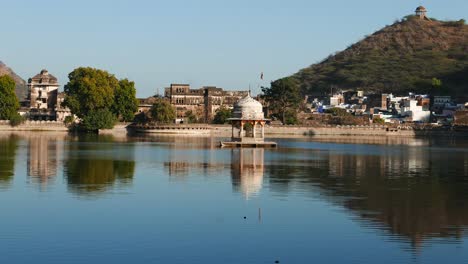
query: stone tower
[{"left": 415, "top": 6, "right": 430, "bottom": 20}]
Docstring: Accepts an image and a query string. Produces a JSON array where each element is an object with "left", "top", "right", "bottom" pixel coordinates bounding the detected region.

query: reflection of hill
[
  {"left": 64, "top": 139, "right": 135, "bottom": 196},
  {"left": 0, "top": 135, "right": 19, "bottom": 188},
  {"left": 267, "top": 147, "right": 468, "bottom": 249},
  {"left": 231, "top": 148, "right": 264, "bottom": 200}
]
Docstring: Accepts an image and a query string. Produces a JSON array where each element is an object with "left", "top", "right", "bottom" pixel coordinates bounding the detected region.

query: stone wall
[{"left": 0, "top": 120, "right": 68, "bottom": 131}]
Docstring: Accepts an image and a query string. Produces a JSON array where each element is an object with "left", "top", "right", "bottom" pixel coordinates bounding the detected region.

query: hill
[
  {"left": 292, "top": 16, "right": 468, "bottom": 99},
  {"left": 0, "top": 61, "right": 28, "bottom": 101}
]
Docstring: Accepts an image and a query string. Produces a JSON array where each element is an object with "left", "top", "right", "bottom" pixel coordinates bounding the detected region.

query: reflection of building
[
  {"left": 27, "top": 134, "right": 61, "bottom": 187},
  {"left": 164, "top": 84, "right": 248, "bottom": 122},
  {"left": 231, "top": 148, "right": 264, "bottom": 199},
  {"left": 165, "top": 161, "right": 190, "bottom": 177}
]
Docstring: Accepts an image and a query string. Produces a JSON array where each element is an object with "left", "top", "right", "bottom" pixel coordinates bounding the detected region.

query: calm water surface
[{"left": 1, "top": 132, "right": 468, "bottom": 264}]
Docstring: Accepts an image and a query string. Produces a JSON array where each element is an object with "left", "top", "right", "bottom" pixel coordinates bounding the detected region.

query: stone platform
[{"left": 220, "top": 141, "right": 277, "bottom": 148}]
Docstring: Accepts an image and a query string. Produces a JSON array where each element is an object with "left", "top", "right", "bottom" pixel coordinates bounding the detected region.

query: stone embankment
[
  {"left": 129, "top": 124, "right": 212, "bottom": 135},
  {"left": 211, "top": 124, "right": 468, "bottom": 137},
  {"left": 1, "top": 121, "right": 466, "bottom": 137},
  {"left": 0, "top": 120, "right": 68, "bottom": 131}
]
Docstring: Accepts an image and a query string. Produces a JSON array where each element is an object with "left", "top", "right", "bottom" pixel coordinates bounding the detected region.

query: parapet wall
[
  {"left": 211, "top": 124, "right": 466, "bottom": 137},
  {"left": 0, "top": 120, "right": 68, "bottom": 131}
]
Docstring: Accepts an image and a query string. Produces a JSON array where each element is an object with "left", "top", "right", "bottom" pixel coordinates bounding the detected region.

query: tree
[
  {"left": 112, "top": 79, "right": 138, "bottom": 122},
  {"left": 80, "top": 109, "right": 116, "bottom": 132},
  {"left": 185, "top": 110, "right": 197, "bottom": 123},
  {"left": 213, "top": 106, "right": 232, "bottom": 124},
  {"left": 0, "top": 75, "right": 20, "bottom": 120},
  {"left": 63, "top": 67, "right": 118, "bottom": 118},
  {"left": 432, "top": 77, "right": 443, "bottom": 90},
  {"left": 150, "top": 99, "right": 176, "bottom": 124},
  {"left": 261, "top": 77, "right": 301, "bottom": 124},
  {"left": 9, "top": 113, "right": 25, "bottom": 127}
]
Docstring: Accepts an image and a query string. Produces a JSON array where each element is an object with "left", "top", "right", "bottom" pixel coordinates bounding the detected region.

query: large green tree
[
  {"left": 63, "top": 67, "right": 138, "bottom": 131},
  {"left": 63, "top": 67, "right": 118, "bottom": 118},
  {"left": 0, "top": 75, "right": 20, "bottom": 120},
  {"left": 80, "top": 109, "right": 117, "bottom": 132},
  {"left": 261, "top": 77, "right": 301, "bottom": 124},
  {"left": 112, "top": 79, "right": 138, "bottom": 122},
  {"left": 213, "top": 106, "right": 232, "bottom": 124},
  {"left": 150, "top": 99, "right": 176, "bottom": 124}
]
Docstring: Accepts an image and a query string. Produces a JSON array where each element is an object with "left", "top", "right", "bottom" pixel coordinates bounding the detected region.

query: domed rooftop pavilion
[
  {"left": 415, "top": 6, "right": 430, "bottom": 20},
  {"left": 415, "top": 6, "right": 427, "bottom": 12},
  {"left": 232, "top": 94, "right": 265, "bottom": 120},
  {"left": 221, "top": 94, "right": 277, "bottom": 148}
]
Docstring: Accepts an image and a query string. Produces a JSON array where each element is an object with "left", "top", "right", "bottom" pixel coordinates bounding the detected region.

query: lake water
[{"left": 1, "top": 132, "right": 468, "bottom": 264}]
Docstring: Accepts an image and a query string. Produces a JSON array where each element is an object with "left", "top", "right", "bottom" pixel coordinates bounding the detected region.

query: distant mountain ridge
[
  {"left": 292, "top": 15, "right": 468, "bottom": 99},
  {"left": 0, "top": 61, "right": 28, "bottom": 101}
]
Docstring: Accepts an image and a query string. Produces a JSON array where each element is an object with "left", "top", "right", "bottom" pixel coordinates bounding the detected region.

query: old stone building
[
  {"left": 164, "top": 84, "right": 248, "bottom": 122},
  {"left": 27, "top": 69, "right": 59, "bottom": 120}
]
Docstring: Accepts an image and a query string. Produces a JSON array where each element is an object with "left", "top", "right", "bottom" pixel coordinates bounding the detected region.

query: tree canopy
[
  {"left": 150, "top": 99, "right": 176, "bottom": 124},
  {"left": 213, "top": 106, "right": 232, "bottom": 124},
  {"left": 80, "top": 109, "right": 116, "bottom": 132},
  {"left": 64, "top": 67, "right": 118, "bottom": 118},
  {"left": 63, "top": 67, "right": 138, "bottom": 131},
  {"left": 261, "top": 77, "right": 301, "bottom": 124},
  {"left": 0, "top": 75, "right": 20, "bottom": 120},
  {"left": 112, "top": 79, "right": 138, "bottom": 122}
]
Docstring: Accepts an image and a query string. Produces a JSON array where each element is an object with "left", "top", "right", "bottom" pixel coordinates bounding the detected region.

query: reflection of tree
[
  {"left": 64, "top": 138, "right": 135, "bottom": 196},
  {"left": 266, "top": 149, "right": 468, "bottom": 249},
  {"left": 0, "top": 135, "right": 19, "bottom": 188}
]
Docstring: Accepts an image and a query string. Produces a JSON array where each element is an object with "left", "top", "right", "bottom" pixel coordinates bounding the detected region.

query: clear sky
[{"left": 1, "top": 0, "right": 467, "bottom": 97}]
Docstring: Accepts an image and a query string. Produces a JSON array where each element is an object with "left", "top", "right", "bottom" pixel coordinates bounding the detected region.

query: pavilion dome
[
  {"left": 415, "top": 6, "right": 427, "bottom": 12},
  {"left": 232, "top": 94, "right": 265, "bottom": 120}
]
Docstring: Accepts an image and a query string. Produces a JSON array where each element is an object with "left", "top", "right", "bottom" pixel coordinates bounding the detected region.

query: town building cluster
[
  {"left": 13, "top": 69, "right": 467, "bottom": 127},
  {"left": 306, "top": 90, "right": 467, "bottom": 125},
  {"left": 139, "top": 84, "right": 248, "bottom": 123},
  {"left": 15, "top": 69, "right": 249, "bottom": 124}
]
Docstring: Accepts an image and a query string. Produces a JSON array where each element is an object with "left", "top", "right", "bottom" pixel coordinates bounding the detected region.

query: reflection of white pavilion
[
  {"left": 221, "top": 94, "right": 276, "bottom": 148},
  {"left": 231, "top": 148, "right": 265, "bottom": 199}
]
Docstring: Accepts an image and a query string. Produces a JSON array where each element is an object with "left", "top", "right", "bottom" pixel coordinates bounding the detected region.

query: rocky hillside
[
  {"left": 293, "top": 16, "right": 468, "bottom": 98},
  {"left": 0, "top": 61, "right": 27, "bottom": 101}
]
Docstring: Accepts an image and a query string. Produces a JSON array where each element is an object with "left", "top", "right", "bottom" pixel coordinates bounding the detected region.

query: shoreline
[{"left": 1, "top": 122, "right": 467, "bottom": 138}]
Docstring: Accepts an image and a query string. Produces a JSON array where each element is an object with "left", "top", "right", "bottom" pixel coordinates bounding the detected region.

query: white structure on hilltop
[{"left": 415, "top": 6, "right": 431, "bottom": 20}]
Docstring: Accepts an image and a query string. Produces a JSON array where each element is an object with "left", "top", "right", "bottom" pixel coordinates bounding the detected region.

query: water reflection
[
  {"left": 26, "top": 134, "right": 66, "bottom": 188},
  {"left": 0, "top": 134, "right": 19, "bottom": 189},
  {"left": 2, "top": 132, "right": 468, "bottom": 256},
  {"left": 231, "top": 148, "right": 264, "bottom": 200},
  {"left": 63, "top": 134, "right": 136, "bottom": 197},
  {"left": 267, "top": 144, "right": 468, "bottom": 249}
]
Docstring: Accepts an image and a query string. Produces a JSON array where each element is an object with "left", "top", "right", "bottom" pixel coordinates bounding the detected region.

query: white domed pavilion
[{"left": 221, "top": 94, "right": 277, "bottom": 148}]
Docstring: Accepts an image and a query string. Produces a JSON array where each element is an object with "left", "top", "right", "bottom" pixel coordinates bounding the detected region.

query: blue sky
[{"left": 1, "top": 0, "right": 467, "bottom": 97}]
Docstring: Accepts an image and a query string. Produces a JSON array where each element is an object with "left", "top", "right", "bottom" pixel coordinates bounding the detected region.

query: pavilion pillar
[
  {"left": 240, "top": 121, "right": 244, "bottom": 138},
  {"left": 231, "top": 124, "right": 234, "bottom": 138},
  {"left": 253, "top": 121, "right": 256, "bottom": 138},
  {"left": 261, "top": 123, "right": 265, "bottom": 139}
]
